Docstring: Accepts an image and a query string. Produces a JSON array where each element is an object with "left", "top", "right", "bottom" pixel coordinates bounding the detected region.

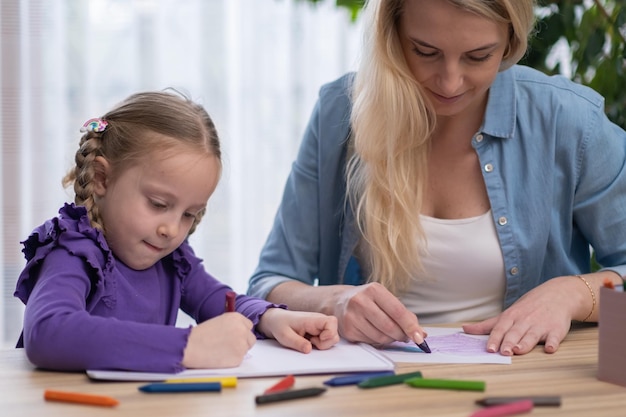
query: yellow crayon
[{"left": 164, "top": 376, "right": 237, "bottom": 388}]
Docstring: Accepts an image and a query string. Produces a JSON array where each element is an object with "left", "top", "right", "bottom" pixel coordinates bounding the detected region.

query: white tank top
[{"left": 398, "top": 210, "right": 506, "bottom": 324}]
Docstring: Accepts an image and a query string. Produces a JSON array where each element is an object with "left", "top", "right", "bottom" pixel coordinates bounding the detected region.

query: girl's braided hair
[{"left": 63, "top": 90, "right": 221, "bottom": 235}]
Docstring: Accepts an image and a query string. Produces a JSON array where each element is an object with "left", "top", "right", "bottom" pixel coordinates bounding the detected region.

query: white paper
[
  {"left": 377, "top": 327, "right": 511, "bottom": 365},
  {"left": 86, "top": 339, "right": 394, "bottom": 381}
]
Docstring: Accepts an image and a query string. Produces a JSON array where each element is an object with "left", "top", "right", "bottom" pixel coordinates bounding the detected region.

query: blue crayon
[
  {"left": 323, "top": 371, "right": 395, "bottom": 386},
  {"left": 138, "top": 382, "right": 222, "bottom": 393}
]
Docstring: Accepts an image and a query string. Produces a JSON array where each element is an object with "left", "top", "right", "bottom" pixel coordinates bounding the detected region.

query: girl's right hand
[{"left": 181, "top": 313, "right": 256, "bottom": 369}]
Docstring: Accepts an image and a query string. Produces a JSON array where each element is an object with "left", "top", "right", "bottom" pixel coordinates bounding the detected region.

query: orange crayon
[
  {"left": 44, "top": 389, "right": 119, "bottom": 407},
  {"left": 603, "top": 278, "right": 615, "bottom": 289}
]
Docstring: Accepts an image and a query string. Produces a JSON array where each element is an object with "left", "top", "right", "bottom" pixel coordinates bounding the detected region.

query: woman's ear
[{"left": 93, "top": 156, "right": 111, "bottom": 197}]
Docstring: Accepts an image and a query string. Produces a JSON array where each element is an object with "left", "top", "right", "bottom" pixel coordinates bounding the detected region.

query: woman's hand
[
  {"left": 462, "top": 274, "right": 614, "bottom": 355},
  {"left": 266, "top": 281, "right": 427, "bottom": 347},
  {"left": 257, "top": 308, "right": 339, "bottom": 353},
  {"left": 332, "top": 282, "right": 428, "bottom": 347}
]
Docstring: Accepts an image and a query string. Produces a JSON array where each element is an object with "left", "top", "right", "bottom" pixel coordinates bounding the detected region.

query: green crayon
[
  {"left": 357, "top": 371, "right": 423, "bottom": 388},
  {"left": 405, "top": 377, "right": 485, "bottom": 391}
]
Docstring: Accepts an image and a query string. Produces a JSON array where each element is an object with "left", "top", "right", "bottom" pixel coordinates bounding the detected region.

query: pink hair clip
[{"left": 80, "top": 118, "right": 108, "bottom": 133}]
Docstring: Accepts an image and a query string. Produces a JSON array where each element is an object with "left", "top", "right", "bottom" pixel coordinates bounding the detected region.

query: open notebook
[{"left": 87, "top": 339, "right": 394, "bottom": 382}]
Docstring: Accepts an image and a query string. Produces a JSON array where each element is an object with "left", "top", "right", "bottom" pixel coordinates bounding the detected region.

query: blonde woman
[{"left": 248, "top": 0, "right": 626, "bottom": 356}]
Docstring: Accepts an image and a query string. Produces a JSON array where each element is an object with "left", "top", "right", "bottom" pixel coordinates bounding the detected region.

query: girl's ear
[{"left": 93, "top": 156, "right": 111, "bottom": 197}]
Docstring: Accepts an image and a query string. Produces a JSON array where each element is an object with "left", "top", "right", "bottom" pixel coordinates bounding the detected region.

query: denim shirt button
[
  {"left": 475, "top": 134, "right": 484, "bottom": 142},
  {"left": 484, "top": 163, "right": 493, "bottom": 172},
  {"left": 498, "top": 216, "right": 508, "bottom": 225},
  {"left": 510, "top": 266, "right": 519, "bottom": 275}
]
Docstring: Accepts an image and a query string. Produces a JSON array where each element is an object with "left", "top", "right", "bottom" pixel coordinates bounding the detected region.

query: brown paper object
[{"left": 597, "top": 286, "right": 626, "bottom": 387}]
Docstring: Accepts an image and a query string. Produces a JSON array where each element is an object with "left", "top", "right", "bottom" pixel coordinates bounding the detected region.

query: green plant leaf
[{"left": 584, "top": 28, "right": 606, "bottom": 61}]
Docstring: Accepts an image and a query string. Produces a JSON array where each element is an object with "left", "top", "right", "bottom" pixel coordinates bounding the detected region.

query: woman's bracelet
[{"left": 575, "top": 274, "right": 596, "bottom": 322}]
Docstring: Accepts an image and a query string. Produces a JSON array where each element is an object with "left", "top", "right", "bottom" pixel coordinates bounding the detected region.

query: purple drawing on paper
[
  {"left": 383, "top": 333, "right": 489, "bottom": 355},
  {"left": 425, "top": 333, "right": 489, "bottom": 355}
]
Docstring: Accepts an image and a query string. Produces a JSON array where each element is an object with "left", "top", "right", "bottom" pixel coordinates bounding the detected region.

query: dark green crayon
[
  {"left": 357, "top": 371, "right": 423, "bottom": 388},
  {"left": 255, "top": 387, "right": 326, "bottom": 405},
  {"left": 475, "top": 396, "right": 561, "bottom": 407},
  {"left": 405, "top": 377, "right": 485, "bottom": 391}
]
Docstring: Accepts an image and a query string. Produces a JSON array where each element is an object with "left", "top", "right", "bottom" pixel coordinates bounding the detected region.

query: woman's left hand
[{"left": 462, "top": 275, "right": 593, "bottom": 355}]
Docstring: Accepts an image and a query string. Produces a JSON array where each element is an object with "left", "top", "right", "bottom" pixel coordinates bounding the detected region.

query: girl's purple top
[{"left": 14, "top": 203, "right": 279, "bottom": 373}]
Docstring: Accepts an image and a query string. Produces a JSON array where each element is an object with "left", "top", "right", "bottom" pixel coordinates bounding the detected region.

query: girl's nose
[{"left": 157, "top": 219, "right": 179, "bottom": 239}]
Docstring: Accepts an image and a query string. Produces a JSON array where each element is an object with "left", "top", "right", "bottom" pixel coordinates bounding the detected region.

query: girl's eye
[
  {"left": 412, "top": 47, "right": 438, "bottom": 58},
  {"left": 150, "top": 200, "right": 167, "bottom": 209},
  {"left": 183, "top": 212, "right": 196, "bottom": 219}
]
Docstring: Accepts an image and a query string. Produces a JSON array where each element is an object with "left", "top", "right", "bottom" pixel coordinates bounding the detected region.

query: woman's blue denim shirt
[{"left": 248, "top": 65, "right": 626, "bottom": 309}]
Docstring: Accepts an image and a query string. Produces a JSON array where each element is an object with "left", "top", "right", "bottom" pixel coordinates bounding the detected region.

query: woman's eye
[
  {"left": 468, "top": 54, "right": 493, "bottom": 63},
  {"left": 412, "top": 47, "right": 438, "bottom": 58}
]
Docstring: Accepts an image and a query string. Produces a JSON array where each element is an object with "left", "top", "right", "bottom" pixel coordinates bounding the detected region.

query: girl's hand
[
  {"left": 257, "top": 308, "right": 340, "bottom": 353},
  {"left": 182, "top": 313, "right": 256, "bottom": 369}
]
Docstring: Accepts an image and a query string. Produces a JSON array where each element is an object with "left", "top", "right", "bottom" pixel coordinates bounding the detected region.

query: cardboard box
[{"left": 597, "top": 286, "right": 626, "bottom": 387}]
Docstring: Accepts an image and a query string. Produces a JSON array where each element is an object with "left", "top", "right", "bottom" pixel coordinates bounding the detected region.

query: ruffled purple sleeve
[{"left": 15, "top": 203, "right": 115, "bottom": 307}]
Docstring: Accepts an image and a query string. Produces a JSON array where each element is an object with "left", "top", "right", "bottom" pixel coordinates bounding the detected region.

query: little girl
[{"left": 14, "top": 90, "right": 339, "bottom": 373}]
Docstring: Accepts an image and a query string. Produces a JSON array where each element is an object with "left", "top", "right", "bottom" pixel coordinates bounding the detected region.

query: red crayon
[
  {"left": 264, "top": 374, "right": 295, "bottom": 394},
  {"left": 469, "top": 399, "right": 534, "bottom": 417},
  {"left": 225, "top": 291, "right": 236, "bottom": 313}
]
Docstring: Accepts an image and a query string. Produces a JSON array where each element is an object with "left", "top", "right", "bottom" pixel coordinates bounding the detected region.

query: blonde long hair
[{"left": 346, "top": 0, "right": 536, "bottom": 294}]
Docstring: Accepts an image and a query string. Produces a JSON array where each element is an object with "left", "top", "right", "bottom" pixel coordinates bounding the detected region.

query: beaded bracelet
[{"left": 576, "top": 274, "right": 596, "bottom": 322}]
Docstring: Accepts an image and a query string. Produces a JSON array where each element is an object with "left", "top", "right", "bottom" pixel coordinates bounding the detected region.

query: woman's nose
[{"left": 437, "top": 61, "right": 464, "bottom": 96}]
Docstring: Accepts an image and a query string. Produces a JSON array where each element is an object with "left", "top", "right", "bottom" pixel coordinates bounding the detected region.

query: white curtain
[{"left": 0, "top": 0, "right": 362, "bottom": 348}]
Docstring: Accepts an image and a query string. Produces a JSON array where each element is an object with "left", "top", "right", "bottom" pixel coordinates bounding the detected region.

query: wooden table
[{"left": 2, "top": 324, "right": 625, "bottom": 416}]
